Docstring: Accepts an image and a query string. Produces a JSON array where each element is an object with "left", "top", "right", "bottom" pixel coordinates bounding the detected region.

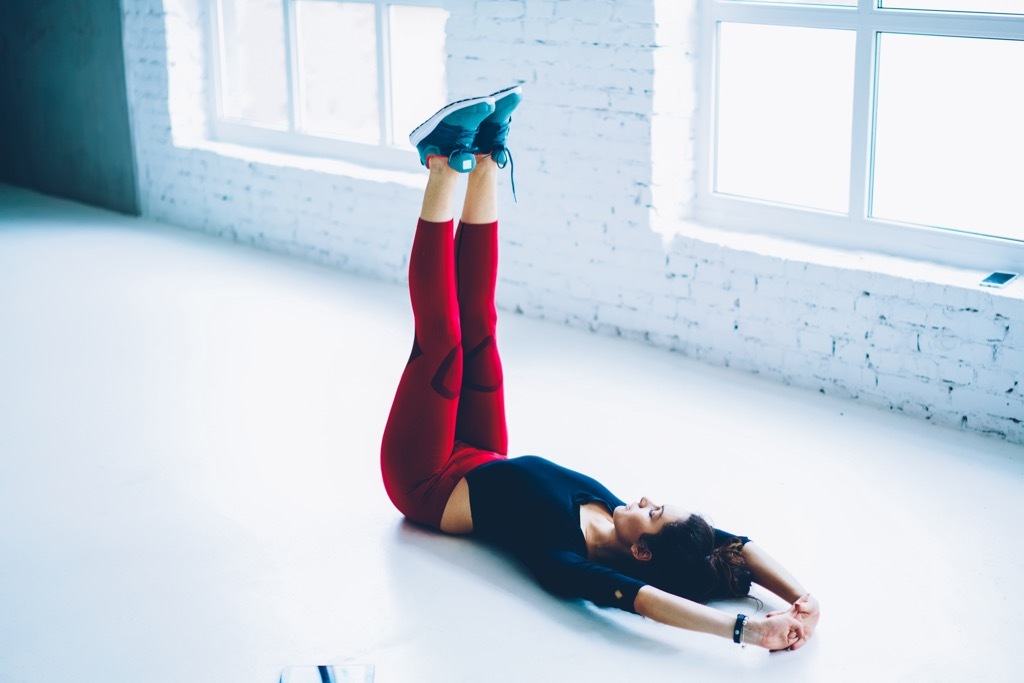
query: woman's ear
[{"left": 631, "top": 540, "right": 652, "bottom": 562}]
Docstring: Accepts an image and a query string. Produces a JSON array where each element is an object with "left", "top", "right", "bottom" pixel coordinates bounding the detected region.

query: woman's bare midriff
[{"left": 440, "top": 477, "right": 474, "bottom": 534}]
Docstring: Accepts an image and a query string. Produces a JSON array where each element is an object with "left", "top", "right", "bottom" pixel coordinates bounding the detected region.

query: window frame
[
  {"left": 207, "top": 0, "right": 446, "bottom": 169},
  {"left": 695, "top": 0, "right": 1024, "bottom": 272}
]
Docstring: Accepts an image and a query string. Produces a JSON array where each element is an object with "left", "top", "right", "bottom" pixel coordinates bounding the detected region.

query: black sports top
[{"left": 464, "top": 455, "right": 747, "bottom": 614}]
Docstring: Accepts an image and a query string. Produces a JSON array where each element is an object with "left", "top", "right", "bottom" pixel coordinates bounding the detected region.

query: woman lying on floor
[{"left": 380, "top": 86, "right": 820, "bottom": 651}]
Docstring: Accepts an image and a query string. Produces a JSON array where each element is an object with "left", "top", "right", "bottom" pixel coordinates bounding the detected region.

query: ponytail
[
  {"left": 637, "top": 515, "right": 753, "bottom": 604},
  {"left": 705, "top": 537, "right": 753, "bottom": 601}
]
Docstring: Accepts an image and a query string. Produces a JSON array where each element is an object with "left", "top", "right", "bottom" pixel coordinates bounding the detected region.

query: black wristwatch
[{"left": 733, "top": 614, "right": 748, "bottom": 644}]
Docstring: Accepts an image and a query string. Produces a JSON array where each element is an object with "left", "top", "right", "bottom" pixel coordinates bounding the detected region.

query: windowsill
[
  {"left": 677, "top": 219, "right": 1024, "bottom": 299},
  {"left": 174, "top": 138, "right": 1021, "bottom": 299},
  {"left": 187, "top": 138, "right": 427, "bottom": 190}
]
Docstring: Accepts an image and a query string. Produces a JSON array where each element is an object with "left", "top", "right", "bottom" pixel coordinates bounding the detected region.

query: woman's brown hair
[{"left": 635, "top": 513, "right": 753, "bottom": 603}]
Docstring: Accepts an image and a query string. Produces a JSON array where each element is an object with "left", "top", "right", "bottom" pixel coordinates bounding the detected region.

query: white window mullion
[
  {"left": 376, "top": 1, "right": 393, "bottom": 146},
  {"left": 709, "top": 20, "right": 723, "bottom": 198},
  {"left": 283, "top": 0, "right": 300, "bottom": 133},
  {"left": 872, "top": 7, "right": 1024, "bottom": 40},
  {"left": 209, "top": 0, "right": 228, "bottom": 122},
  {"left": 695, "top": 5, "right": 718, "bottom": 202},
  {"left": 848, "top": 0, "right": 877, "bottom": 223}
]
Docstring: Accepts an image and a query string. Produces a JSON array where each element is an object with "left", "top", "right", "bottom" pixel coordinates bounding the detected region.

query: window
[
  {"left": 210, "top": 0, "right": 449, "bottom": 167},
  {"left": 697, "top": 1, "right": 1024, "bottom": 271}
]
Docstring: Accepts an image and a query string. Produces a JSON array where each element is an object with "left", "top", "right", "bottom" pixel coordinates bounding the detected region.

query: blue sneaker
[
  {"left": 473, "top": 85, "right": 522, "bottom": 167},
  {"left": 409, "top": 96, "right": 496, "bottom": 172}
]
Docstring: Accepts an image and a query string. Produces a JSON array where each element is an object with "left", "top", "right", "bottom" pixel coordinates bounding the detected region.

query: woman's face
[{"left": 613, "top": 496, "right": 689, "bottom": 552}]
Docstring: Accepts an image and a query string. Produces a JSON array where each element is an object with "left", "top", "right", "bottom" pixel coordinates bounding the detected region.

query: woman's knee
[{"left": 414, "top": 310, "right": 462, "bottom": 354}]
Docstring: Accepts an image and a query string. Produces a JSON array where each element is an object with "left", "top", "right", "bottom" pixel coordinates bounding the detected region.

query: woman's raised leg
[
  {"left": 380, "top": 158, "right": 466, "bottom": 525},
  {"left": 380, "top": 90, "right": 519, "bottom": 527},
  {"left": 452, "top": 85, "right": 521, "bottom": 455},
  {"left": 453, "top": 159, "right": 508, "bottom": 455}
]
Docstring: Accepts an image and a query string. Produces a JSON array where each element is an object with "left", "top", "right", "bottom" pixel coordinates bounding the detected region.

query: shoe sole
[
  {"left": 489, "top": 84, "right": 523, "bottom": 101},
  {"left": 409, "top": 96, "right": 495, "bottom": 148},
  {"left": 478, "top": 85, "right": 522, "bottom": 131}
]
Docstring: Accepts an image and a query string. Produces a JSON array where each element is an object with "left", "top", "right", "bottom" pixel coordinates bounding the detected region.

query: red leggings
[{"left": 380, "top": 218, "right": 508, "bottom": 528}]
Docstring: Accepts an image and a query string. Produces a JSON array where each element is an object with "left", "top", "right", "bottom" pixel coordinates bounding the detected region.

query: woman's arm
[
  {"left": 741, "top": 542, "right": 806, "bottom": 603},
  {"left": 741, "top": 542, "right": 820, "bottom": 640},
  {"left": 634, "top": 585, "right": 804, "bottom": 651}
]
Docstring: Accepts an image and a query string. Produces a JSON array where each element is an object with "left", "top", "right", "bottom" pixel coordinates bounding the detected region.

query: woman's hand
[
  {"left": 766, "top": 593, "right": 820, "bottom": 644},
  {"left": 744, "top": 614, "right": 805, "bottom": 651},
  {"left": 791, "top": 594, "right": 820, "bottom": 638}
]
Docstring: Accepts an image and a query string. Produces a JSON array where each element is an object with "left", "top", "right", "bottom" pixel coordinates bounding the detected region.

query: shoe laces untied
[{"left": 482, "top": 120, "right": 517, "bottom": 203}]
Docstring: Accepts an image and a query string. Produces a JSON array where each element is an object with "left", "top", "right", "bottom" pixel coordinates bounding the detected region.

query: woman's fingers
[{"left": 762, "top": 615, "right": 804, "bottom": 651}]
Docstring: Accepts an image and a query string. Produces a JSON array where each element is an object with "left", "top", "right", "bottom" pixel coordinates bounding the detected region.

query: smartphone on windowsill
[{"left": 980, "top": 272, "right": 1018, "bottom": 288}]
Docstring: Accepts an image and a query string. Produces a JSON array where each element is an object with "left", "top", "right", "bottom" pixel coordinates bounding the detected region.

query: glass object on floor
[{"left": 280, "top": 664, "right": 374, "bottom": 683}]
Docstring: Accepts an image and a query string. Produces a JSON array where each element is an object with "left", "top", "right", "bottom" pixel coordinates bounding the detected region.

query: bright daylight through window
[
  {"left": 700, "top": 1, "right": 1024, "bottom": 270},
  {"left": 211, "top": 0, "right": 448, "bottom": 167}
]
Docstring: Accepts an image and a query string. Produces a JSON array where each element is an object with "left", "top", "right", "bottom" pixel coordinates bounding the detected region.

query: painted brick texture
[{"left": 121, "top": 0, "right": 1023, "bottom": 443}]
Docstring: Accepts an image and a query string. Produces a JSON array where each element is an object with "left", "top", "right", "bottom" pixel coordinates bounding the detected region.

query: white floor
[{"left": 1, "top": 184, "right": 1022, "bottom": 683}]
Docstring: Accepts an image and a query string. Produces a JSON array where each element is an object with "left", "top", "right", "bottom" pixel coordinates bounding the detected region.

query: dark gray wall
[{"left": 0, "top": 0, "right": 139, "bottom": 214}]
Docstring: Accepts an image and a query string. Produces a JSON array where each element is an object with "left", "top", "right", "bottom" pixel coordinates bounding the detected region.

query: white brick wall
[{"left": 121, "top": 0, "right": 1024, "bottom": 444}]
